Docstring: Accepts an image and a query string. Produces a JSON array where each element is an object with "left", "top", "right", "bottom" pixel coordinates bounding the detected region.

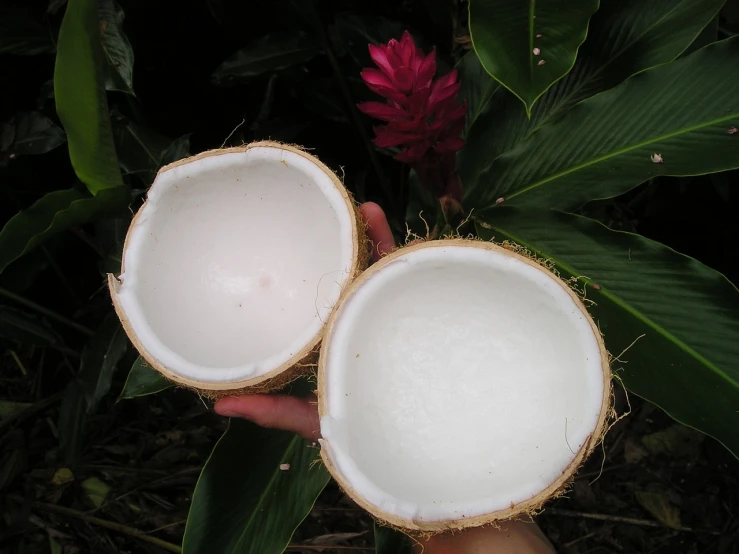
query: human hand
[{"left": 213, "top": 203, "right": 555, "bottom": 554}]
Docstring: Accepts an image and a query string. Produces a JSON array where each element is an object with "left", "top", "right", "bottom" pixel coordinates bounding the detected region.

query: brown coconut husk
[
  {"left": 317, "top": 238, "right": 612, "bottom": 533},
  {"left": 109, "top": 141, "right": 370, "bottom": 398}
]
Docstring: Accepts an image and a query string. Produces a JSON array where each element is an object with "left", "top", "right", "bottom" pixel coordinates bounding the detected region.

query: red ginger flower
[{"left": 358, "top": 31, "right": 466, "bottom": 200}]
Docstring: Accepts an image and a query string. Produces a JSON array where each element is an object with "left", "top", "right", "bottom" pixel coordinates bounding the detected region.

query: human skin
[{"left": 214, "top": 202, "right": 556, "bottom": 554}]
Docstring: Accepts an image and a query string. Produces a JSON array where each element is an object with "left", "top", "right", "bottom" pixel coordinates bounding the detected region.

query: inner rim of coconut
[
  {"left": 319, "top": 241, "right": 608, "bottom": 526},
  {"left": 112, "top": 145, "right": 357, "bottom": 385}
]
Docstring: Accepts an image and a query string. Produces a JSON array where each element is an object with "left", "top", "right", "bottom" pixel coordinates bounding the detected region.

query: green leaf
[
  {"left": 0, "top": 5, "right": 55, "bottom": 55},
  {"left": 0, "top": 250, "right": 49, "bottom": 293},
  {"left": 59, "top": 313, "right": 128, "bottom": 464},
  {"left": 468, "top": 0, "right": 598, "bottom": 114},
  {"left": 183, "top": 419, "right": 330, "bottom": 554},
  {"left": 59, "top": 381, "right": 87, "bottom": 466},
  {"left": 0, "top": 187, "right": 128, "bottom": 275},
  {"left": 120, "top": 357, "right": 173, "bottom": 399},
  {"left": 161, "top": 135, "right": 191, "bottom": 166},
  {"left": 49, "top": 536, "right": 62, "bottom": 554},
  {"left": 332, "top": 12, "right": 407, "bottom": 48},
  {"left": 534, "top": 0, "right": 726, "bottom": 128},
  {"left": 0, "top": 112, "right": 66, "bottom": 162},
  {"left": 81, "top": 476, "right": 111, "bottom": 508},
  {"left": 76, "top": 312, "right": 128, "bottom": 411},
  {"left": 457, "top": 52, "right": 499, "bottom": 138},
  {"left": 683, "top": 14, "right": 719, "bottom": 56},
  {"left": 641, "top": 425, "right": 704, "bottom": 459},
  {"left": 292, "top": 78, "right": 349, "bottom": 124},
  {"left": 93, "top": 216, "right": 130, "bottom": 275},
  {"left": 460, "top": 0, "right": 726, "bottom": 193},
  {"left": 0, "top": 401, "right": 32, "bottom": 419},
  {"left": 99, "top": 0, "right": 135, "bottom": 94},
  {"left": 212, "top": 32, "right": 321, "bottom": 84},
  {"left": 0, "top": 307, "right": 65, "bottom": 349},
  {"left": 330, "top": 13, "right": 406, "bottom": 66},
  {"left": 55, "top": 0, "right": 124, "bottom": 194},
  {"left": 374, "top": 523, "right": 413, "bottom": 554},
  {"left": 474, "top": 207, "right": 739, "bottom": 457},
  {"left": 635, "top": 490, "right": 682, "bottom": 529},
  {"left": 113, "top": 117, "right": 190, "bottom": 185},
  {"left": 466, "top": 37, "right": 739, "bottom": 212},
  {"left": 404, "top": 170, "right": 439, "bottom": 236}
]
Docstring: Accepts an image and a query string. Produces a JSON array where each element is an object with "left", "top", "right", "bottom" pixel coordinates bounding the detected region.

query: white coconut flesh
[
  {"left": 319, "top": 241, "right": 608, "bottom": 528},
  {"left": 110, "top": 145, "right": 358, "bottom": 388}
]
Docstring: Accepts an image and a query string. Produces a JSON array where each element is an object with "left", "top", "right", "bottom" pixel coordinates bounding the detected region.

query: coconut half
[
  {"left": 318, "top": 239, "right": 610, "bottom": 531},
  {"left": 110, "top": 142, "right": 364, "bottom": 393}
]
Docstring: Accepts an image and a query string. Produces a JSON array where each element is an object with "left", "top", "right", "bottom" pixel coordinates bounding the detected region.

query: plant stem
[
  {"left": 8, "top": 350, "right": 28, "bottom": 375},
  {"left": 0, "top": 286, "right": 94, "bottom": 337},
  {"left": 10, "top": 495, "right": 182, "bottom": 553},
  {"left": 309, "top": 4, "right": 396, "bottom": 213}
]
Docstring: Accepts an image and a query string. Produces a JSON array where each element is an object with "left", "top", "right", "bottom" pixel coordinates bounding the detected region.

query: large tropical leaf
[
  {"left": 0, "top": 187, "right": 128, "bottom": 275},
  {"left": 55, "top": 0, "right": 124, "bottom": 194},
  {"left": 120, "top": 357, "right": 173, "bottom": 399},
  {"left": 457, "top": 52, "right": 499, "bottom": 138},
  {"left": 182, "top": 418, "right": 330, "bottom": 554},
  {"left": 460, "top": 0, "right": 726, "bottom": 193},
  {"left": 682, "top": 13, "right": 720, "bottom": 56},
  {"left": 468, "top": 0, "right": 598, "bottom": 114},
  {"left": 212, "top": 32, "right": 320, "bottom": 84},
  {"left": 99, "top": 0, "right": 135, "bottom": 94},
  {"left": 465, "top": 37, "right": 739, "bottom": 212},
  {"left": 530, "top": 0, "right": 726, "bottom": 130},
  {"left": 474, "top": 208, "right": 739, "bottom": 457}
]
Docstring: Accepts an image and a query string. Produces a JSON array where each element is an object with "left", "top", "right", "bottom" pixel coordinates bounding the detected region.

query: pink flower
[{"left": 357, "top": 31, "right": 466, "bottom": 176}]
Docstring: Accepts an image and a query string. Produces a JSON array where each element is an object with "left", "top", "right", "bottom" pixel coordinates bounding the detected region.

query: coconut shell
[
  {"left": 110, "top": 141, "right": 369, "bottom": 396},
  {"left": 317, "top": 238, "right": 612, "bottom": 532}
]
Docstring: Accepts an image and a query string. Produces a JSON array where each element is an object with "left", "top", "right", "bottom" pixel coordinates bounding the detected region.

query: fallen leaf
[
  {"left": 303, "top": 531, "right": 367, "bottom": 546},
  {"left": 0, "top": 400, "right": 32, "bottom": 419},
  {"left": 635, "top": 490, "right": 682, "bottom": 529},
  {"left": 51, "top": 468, "right": 74, "bottom": 486},
  {"left": 624, "top": 438, "right": 649, "bottom": 463},
  {"left": 642, "top": 425, "right": 704, "bottom": 460},
  {"left": 81, "top": 476, "right": 111, "bottom": 508}
]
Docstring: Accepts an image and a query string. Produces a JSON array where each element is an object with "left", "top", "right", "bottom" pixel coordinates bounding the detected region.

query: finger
[
  {"left": 359, "top": 202, "right": 395, "bottom": 261},
  {"left": 214, "top": 394, "right": 320, "bottom": 441},
  {"left": 416, "top": 519, "right": 554, "bottom": 554}
]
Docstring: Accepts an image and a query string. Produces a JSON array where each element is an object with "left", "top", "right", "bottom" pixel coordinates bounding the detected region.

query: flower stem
[{"left": 310, "top": 5, "right": 396, "bottom": 212}]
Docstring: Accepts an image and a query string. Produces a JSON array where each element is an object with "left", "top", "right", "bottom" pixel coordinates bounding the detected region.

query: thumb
[{"left": 214, "top": 394, "right": 321, "bottom": 441}]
